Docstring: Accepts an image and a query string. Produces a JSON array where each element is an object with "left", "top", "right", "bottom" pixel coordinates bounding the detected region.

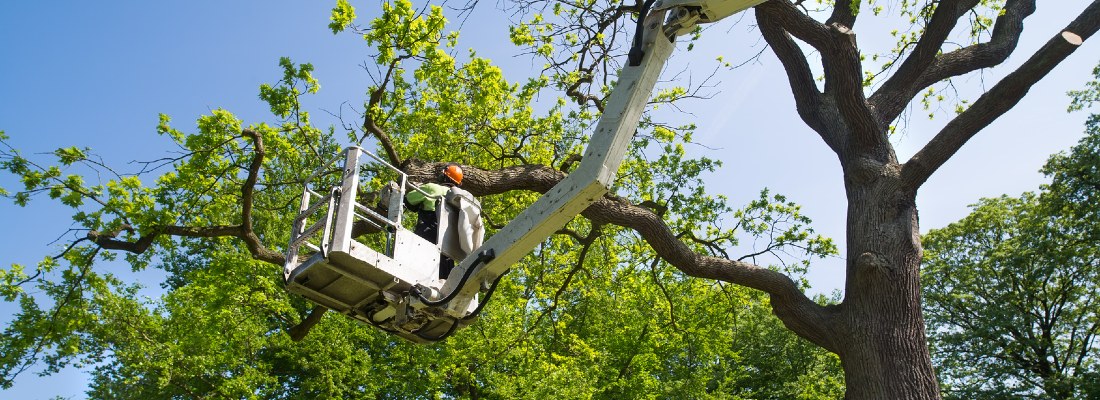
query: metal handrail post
[
  {"left": 329, "top": 148, "right": 362, "bottom": 254},
  {"left": 284, "top": 189, "right": 313, "bottom": 281}
]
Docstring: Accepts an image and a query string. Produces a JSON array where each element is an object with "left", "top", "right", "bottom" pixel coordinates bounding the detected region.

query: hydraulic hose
[
  {"left": 461, "top": 268, "right": 511, "bottom": 322},
  {"left": 411, "top": 248, "right": 497, "bottom": 307},
  {"left": 627, "top": 0, "right": 660, "bottom": 66},
  {"left": 413, "top": 318, "right": 461, "bottom": 343}
]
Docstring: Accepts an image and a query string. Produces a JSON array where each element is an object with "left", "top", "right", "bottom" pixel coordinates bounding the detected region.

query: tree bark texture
[{"left": 838, "top": 160, "right": 938, "bottom": 399}]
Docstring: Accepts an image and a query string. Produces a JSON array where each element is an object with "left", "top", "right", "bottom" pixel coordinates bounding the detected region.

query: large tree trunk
[
  {"left": 837, "top": 161, "right": 940, "bottom": 399},
  {"left": 753, "top": 1, "right": 1100, "bottom": 397}
]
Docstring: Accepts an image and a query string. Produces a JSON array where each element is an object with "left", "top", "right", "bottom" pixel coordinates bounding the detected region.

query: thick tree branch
[
  {"left": 826, "top": 0, "right": 858, "bottom": 29},
  {"left": 287, "top": 305, "right": 328, "bottom": 341},
  {"left": 240, "top": 129, "right": 263, "bottom": 233},
  {"left": 871, "top": 0, "right": 1034, "bottom": 123},
  {"left": 404, "top": 158, "right": 566, "bottom": 194},
  {"left": 823, "top": 23, "right": 886, "bottom": 156},
  {"left": 920, "top": 0, "right": 1036, "bottom": 85},
  {"left": 88, "top": 224, "right": 284, "bottom": 265},
  {"left": 582, "top": 192, "right": 839, "bottom": 351},
  {"left": 756, "top": 4, "right": 840, "bottom": 153},
  {"left": 756, "top": 0, "right": 832, "bottom": 50},
  {"left": 902, "top": 1, "right": 1100, "bottom": 190},
  {"left": 758, "top": 1, "right": 883, "bottom": 158},
  {"left": 403, "top": 159, "right": 840, "bottom": 351}
]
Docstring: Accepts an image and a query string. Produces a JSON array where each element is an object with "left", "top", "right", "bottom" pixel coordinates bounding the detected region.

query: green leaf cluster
[
  {"left": 329, "top": 0, "right": 357, "bottom": 34},
  {"left": 1069, "top": 61, "right": 1100, "bottom": 112}
]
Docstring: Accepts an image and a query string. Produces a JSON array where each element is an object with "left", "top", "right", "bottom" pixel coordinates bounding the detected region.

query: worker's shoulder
[
  {"left": 406, "top": 183, "right": 449, "bottom": 201},
  {"left": 420, "top": 182, "right": 449, "bottom": 195}
]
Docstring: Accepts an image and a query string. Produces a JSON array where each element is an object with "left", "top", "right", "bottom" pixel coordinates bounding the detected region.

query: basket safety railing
[{"left": 284, "top": 147, "right": 409, "bottom": 277}]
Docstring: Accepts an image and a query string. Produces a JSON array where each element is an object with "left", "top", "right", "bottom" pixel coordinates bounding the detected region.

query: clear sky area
[{"left": 1, "top": 1, "right": 1096, "bottom": 398}]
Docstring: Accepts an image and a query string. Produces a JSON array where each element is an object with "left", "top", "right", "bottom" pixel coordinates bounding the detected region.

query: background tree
[
  {"left": 923, "top": 71, "right": 1100, "bottom": 399},
  {"left": 922, "top": 191, "right": 1099, "bottom": 398}
]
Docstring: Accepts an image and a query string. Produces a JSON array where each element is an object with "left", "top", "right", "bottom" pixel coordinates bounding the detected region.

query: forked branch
[
  {"left": 361, "top": 57, "right": 409, "bottom": 167},
  {"left": 757, "top": 0, "right": 882, "bottom": 158},
  {"left": 756, "top": 4, "right": 838, "bottom": 153},
  {"left": 902, "top": 1, "right": 1100, "bottom": 190}
]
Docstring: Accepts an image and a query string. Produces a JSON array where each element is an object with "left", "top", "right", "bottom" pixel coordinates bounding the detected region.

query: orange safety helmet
[{"left": 442, "top": 164, "right": 463, "bottom": 185}]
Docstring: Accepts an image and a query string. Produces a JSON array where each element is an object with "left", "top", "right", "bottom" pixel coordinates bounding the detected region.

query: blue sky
[{"left": 1, "top": 1, "right": 1096, "bottom": 398}]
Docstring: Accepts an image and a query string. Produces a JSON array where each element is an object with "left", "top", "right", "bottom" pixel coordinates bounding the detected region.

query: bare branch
[
  {"left": 755, "top": 4, "right": 839, "bottom": 153},
  {"left": 492, "top": 224, "right": 602, "bottom": 355},
  {"left": 6, "top": 249, "right": 99, "bottom": 385},
  {"left": 902, "top": 1, "right": 1100, "bottom": 191},
  {"left": 646, "top": 257, "right": 679, "bottom": 330},
  {"left": 360, "top": 57, "right": 410, "bottom": 166},
  {"left": 86, "top": 130, "right": 285, "bottom": 266}
]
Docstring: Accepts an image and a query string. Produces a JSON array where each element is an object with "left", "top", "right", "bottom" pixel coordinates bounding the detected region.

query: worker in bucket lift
[{"left": 405, "top": 163, "right": 464, "bottom": 279}]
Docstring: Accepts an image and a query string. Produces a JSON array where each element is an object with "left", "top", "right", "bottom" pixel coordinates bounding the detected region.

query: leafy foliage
[{"left": 1068, "top": 61, "right": 1100, "bottom": 112}]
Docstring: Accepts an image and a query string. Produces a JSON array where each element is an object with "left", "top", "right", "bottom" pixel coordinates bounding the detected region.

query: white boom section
[
  {"left": 655, "top": 0, "right": 768, "bottom": 24},
  {"left": 432, "top": 13, "right": 676, "bottom": 315}
]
